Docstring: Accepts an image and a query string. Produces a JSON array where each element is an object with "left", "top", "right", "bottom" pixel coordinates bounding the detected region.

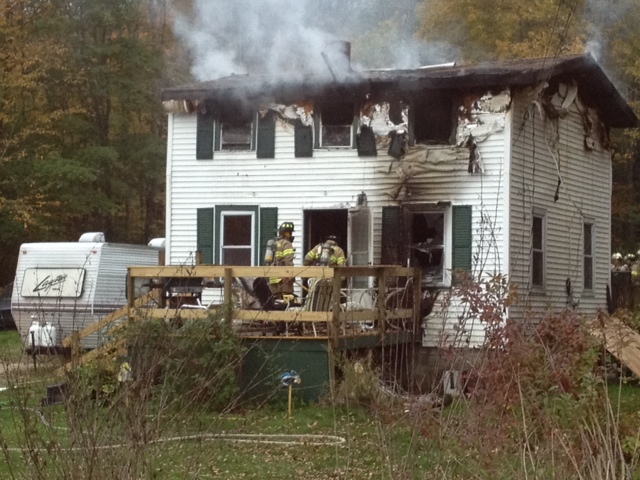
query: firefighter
[
  {"left": 264, "top": 222, "right": 296, "bottom": 296},
  {"left": 303, "top": 235, "right": 346, "bottom": 267}
]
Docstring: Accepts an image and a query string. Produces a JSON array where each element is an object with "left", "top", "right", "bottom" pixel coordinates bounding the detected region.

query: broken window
[
  {"left": 409, "top": 210, "right": 446, "bottom": 283},
  {"left": 382, "top": 204, "right": 472, "bottom": 286},
  {"left": 220, "top": 113, "right": 254, "bottom": 151},
  {"left": 195, "top": 105, "right": 259, "bottom": 158},
  {"left": 319, "top": 102, "right": 355, "bottom": 147},
  {"left": 412, "top": 93, "right": 454, "bottom": 145}
]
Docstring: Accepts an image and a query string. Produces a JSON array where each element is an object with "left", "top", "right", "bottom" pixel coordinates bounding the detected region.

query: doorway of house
[{"left": 303, "top": 209, "right": 348, "bottom": 261}]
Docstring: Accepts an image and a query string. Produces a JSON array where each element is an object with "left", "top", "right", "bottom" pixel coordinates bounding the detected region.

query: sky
[{"left": 171, "top": 0, "right": 450, "bottom": 81}]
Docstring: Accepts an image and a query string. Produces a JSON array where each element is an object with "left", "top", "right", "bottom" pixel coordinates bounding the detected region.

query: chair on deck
[{"left": 288, "top": 278, "right": 334, "bottom": 336}]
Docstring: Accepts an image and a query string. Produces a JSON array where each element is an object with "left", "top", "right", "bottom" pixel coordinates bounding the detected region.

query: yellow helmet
[{"left": 278, "top": 222, "right": 294, "bottom": 234}]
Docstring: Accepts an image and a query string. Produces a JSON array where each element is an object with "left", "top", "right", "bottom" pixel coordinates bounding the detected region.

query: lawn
[
  {"left": 0, "top": 330, "right": 23, "bottom": 363},
  {"left": 1, "top": 378, "right": 638, "bottom": 479},
  {"left": 0, "top": 330, "right": 639, "bottom": 479}
]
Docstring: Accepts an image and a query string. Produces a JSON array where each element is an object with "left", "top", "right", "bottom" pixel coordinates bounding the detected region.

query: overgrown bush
[{"left": 126, "top": 313, "right": 244, "bottom": 412}]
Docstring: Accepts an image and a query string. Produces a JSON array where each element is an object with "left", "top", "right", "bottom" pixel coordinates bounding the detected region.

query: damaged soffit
[{"left": 162, "top": 53, "right": 637, "bottom": 129}]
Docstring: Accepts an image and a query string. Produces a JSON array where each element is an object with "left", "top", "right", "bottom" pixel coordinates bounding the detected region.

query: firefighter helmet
[
  {"left": 612, "top": 252, "right": 623, "bottom": 261},
  {"left": 278, "top": 222, "right": 295, "bottom": 234}
]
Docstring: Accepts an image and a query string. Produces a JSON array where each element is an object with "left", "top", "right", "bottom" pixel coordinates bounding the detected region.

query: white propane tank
[
  {"left": 28, "top": 320, "right": 43, "bottom": 348},
  {"left": 41, "top": 322, "right": 58, "bottom": 348}
]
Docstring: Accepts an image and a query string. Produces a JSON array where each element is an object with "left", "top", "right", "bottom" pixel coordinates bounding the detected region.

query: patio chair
[{"left": 287, "top": 278, "right": 334, "bottom": 336}]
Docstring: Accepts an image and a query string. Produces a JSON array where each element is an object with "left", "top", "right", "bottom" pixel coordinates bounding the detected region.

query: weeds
[{"left": 0, "top": 273, "right": 639, "bottom": 479}]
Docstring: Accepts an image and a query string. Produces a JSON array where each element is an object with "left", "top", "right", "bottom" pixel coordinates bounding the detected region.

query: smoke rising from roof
[
  {"left": 171, "top": 0, "right": 458, "bottom": 82},
  {"left": 174, "top": 0, "right": 344, "bottom": 81},
  {"left": 585, "top": 0, "right": 633, "bottom": 61}
]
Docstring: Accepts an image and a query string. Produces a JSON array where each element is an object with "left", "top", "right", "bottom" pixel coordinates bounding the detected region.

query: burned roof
[{"left": 162, "top": 53, "right": 637, "bottom": 128}]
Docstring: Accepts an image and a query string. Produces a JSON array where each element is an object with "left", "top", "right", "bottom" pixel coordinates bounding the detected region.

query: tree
[
  {"left": 416, "top": 0, "right": 587, "bottom": 61},
  {"left": 0, "top": 0, "right": 170, "bottom": 285}
]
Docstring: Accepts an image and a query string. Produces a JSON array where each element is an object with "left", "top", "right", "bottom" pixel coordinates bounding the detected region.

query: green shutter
[
  {"left": 197, "top": 208, "right": 214, "bottom": 264},
  {"left": 214, "top": 116, "right": 221, "bottom": 151},
  {"left": 313, "top": 110, "right": 320, "bottom": 149},
  {"left": 452, "top": 205, "right": 472, "bottom": 272},
  {"left": 294, "top": 121, "right": 313, "bottom": 157},
  {"left": 256, "top": 112, "right": 276, "bottom": 158},
  {"left": 196, "top": 110, "right": 214, "bottom": 160},
  {"left": 381, "top": 206, "right": 403, "bottom": 265},
  {"left": 260, "top": 207, "right": 278, "bottom": 265}
]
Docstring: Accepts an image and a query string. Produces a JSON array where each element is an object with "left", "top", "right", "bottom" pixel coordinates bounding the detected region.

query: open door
[
  {"left": 348, "top": 206, "right": 371, "bottom": 289},
  {"left": 303, "top": 209, "right": 348, "bottom": 263}
]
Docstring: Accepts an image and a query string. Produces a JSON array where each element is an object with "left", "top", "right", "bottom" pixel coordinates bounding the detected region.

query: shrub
[{"left": 125, "top": 313, "right": 244, "bottom": 412}]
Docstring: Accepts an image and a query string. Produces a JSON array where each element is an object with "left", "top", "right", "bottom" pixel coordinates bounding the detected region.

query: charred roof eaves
[{"left": 162, "top": 54, "right": 637, "bottom": 128}]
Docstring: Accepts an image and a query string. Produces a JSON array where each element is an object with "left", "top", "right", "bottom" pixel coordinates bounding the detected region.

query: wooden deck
[{"left": 122, "top": 265, "right": 422, "bottom": 346}]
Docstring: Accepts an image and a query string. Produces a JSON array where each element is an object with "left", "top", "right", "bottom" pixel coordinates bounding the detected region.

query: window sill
[{"left": 529, "top": 288, "right": 546, "bottom": 296}]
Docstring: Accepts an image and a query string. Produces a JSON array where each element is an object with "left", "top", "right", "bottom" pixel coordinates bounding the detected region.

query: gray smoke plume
[
  {"left": 585, "top": 0, "right": 634, "bottom": 61},
  {"left": 171, "top": 0, "right": 458, "bottom": 81},
  {"left": 173, "top": 0, "right": 344, "bottom": 81}
]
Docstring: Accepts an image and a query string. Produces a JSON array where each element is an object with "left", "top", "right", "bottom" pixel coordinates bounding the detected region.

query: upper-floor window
[
  {"left": 319, "top": 102, "right": 355, "bottom": 147},
  {"left": 583, "top": 222, "right": 594, "bottom": 290},
  {"left": 197, "top": 106, "right": 263, "bottom": 159},
  {"left": 532, "top": 211, "right": 546, "bottom": 288},
  {"left": 220, "top": 115, "right": 254, "bottom": 151},
  {"left": 412, "top": 93, "right": 454, "bottom": 145}
]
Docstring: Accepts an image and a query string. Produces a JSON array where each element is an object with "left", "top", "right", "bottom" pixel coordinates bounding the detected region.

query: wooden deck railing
[{"left": 126, "top": 265, "right": 422, "bottom": 343}]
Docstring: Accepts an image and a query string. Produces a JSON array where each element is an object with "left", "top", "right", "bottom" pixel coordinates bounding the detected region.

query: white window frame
[
  {"left": 320, "top": 102, "right": 354, "bottom": 148},
  {"left": 406, "top": 205, "right": 451, "bottom": 287},
  {"left": 219, "top": 210, "right": 256, "bottom": 266},
  {"left": 583, "top": 221, "right": 594, "bottom": 291},
  {"left": 531, "top": 209, "right": 546, "bottom": 290},
  {"left": 219, "top": 113, "right": 256, "bottom": 152}
]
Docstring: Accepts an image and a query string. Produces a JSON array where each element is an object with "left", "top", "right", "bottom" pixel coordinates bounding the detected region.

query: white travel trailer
[{"left": 11, "top": 232, "right": 164, "bottom": 351}]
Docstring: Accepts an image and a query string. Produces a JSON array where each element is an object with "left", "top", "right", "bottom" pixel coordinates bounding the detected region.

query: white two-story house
[{"left": 161, "top": 48, "right": 637, "bottom": 349}]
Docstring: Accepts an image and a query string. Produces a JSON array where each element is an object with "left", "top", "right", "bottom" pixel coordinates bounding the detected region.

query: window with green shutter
[
  {"left": 197, "top": 206, "right": 275, "bottom": 266},
  {"left": 199, "top": 108, "right": 273, "bottom": 157},
  {"left": 214, "top": 206, "right": 259, "bottom": 265}
]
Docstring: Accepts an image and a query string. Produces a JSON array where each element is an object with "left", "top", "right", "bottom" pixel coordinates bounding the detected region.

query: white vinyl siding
[
  {"left": 165, "top": 102, "right": 505, "bottom": 348},
  {"left": 509, "top": 89, "right": 612, "bottom": 318}
]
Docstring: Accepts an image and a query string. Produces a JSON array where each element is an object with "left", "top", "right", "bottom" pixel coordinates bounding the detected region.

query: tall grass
[{"left": 0, "top": 289, "right": 639, "bottom": 479}]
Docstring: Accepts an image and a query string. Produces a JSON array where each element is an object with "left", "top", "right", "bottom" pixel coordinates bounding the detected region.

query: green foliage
[
  {"left": 0, "top": 0, "right": 170, "bottom": 284},
  {"left": 126, "top": 314, "right": 244, "bottom": 412},
  {"left": 416, "top": 0, "right": 587, "bottom": 61}
]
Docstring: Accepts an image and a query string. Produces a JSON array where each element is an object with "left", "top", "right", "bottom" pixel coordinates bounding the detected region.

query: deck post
[
  {"left": 126, "top": 267, "right": 135, "bottom": 310},
  {"left": 412, "top": 270, "right": 422, "bottom": 337},
  {"left": 331, "top": 273, "right": 341, "bottom": 343},
  {"left": 224, "top": 268, "right": 233, "bottom": 325},
  {"left": 377, "top": 268, "right": 388, "bottom": 334}
]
